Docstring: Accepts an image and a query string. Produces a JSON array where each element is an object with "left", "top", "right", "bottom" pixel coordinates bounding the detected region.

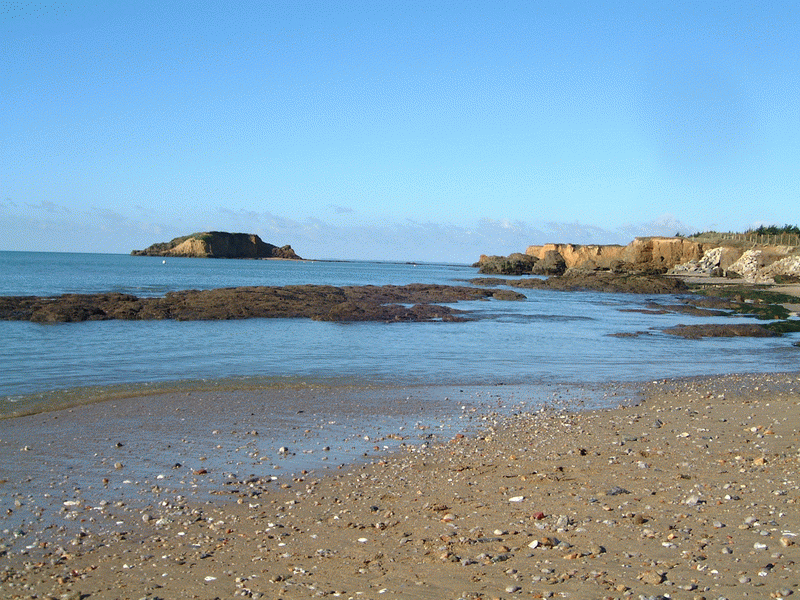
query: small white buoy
[{"left": 162, "top": 259, "right": 166, "bottom": 264}]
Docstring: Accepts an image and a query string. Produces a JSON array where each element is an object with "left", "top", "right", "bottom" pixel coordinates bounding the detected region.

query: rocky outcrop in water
[
  {"left": 131, "top": 232, "right": 301, "bottom": 260},
  {"left": 471, "top": 271, "right": 688, "bottom": 294},
  {"left": 0, "top": 284, "right": 525, "bottom": 323},
  {"left": 473, "top": 250, "right": 566, "bottom": 276}
]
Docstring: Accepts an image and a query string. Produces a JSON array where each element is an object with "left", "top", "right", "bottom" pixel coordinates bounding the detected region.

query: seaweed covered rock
[
  {"left": 531, "top": 250, "right": 567, "bottom": 275},
  {"left": 473, "top": 253, "right": 539, "bottom": 275}
]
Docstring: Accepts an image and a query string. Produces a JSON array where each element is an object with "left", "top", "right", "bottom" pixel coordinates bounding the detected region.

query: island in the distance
[{"left": 131, "top": 231, "right": 302, "bottom": 260}]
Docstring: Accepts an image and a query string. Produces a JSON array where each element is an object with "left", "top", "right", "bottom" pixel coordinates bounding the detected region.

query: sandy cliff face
[
  {"left": 621, "top": 237, "right": 706, "bottom": 270},
  {"left": 485, "top": 236, "right": 799, "bottom": 283},
  {"left": 525, "top": 243, "right": 626, "bottom": 270},
  {"left": 169, "top": 238, "right": 212, "bottom": 257},
  {"left": 525, "top": 237, "right": 705, "bottom": 272},
  {"left": 525, "top": 237, "right": 800, "bottom": 280},
  {"left": 170, "top": 233, "right": 266, "bottom": 258}
]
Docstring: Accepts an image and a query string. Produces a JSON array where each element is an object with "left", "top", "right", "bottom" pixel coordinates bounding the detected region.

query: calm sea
[{"left": 1, "top": 250, "right": 797, "bottom": 417}]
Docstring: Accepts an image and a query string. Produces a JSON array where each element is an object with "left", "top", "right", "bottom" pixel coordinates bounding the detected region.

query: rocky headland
[
  {"left": 476, "top": 236, "right": 800, "bottom": 284},
  {"left": 473, "top": 236, "right": 800, "bottom": 341},
  {"left": 131, "top": 231, "right": 302, "bottom": 260}
]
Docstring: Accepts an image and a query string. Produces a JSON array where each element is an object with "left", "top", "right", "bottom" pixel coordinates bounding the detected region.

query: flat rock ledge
[
  {"left": 471, "top": 270, "right": 689, "bottom": 295},
  {"left": 663, "top": 323, "right": 782, "bottom": 339},
  {"left": 0, "top": 284, "right": 525, "bottom": 323}
]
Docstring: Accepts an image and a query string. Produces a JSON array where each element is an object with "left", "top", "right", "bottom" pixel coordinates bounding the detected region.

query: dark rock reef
[
  {"left": 132, "top": 232, "right": 301, "bottom": 260},
  {"left": 471, "top": 268, "right": 799, "bottom": 341},
  {"left": 0, "top": 284, "right": 525, "bottom": 323},
  {"left": 471, "top": 270, "right": 689, "bottom": 295},
  {"left": 638, "top": 287, "right": 800, "bottom": 338},
  {"left": 663, "top": 323, "right": 781, "bottom": 339}
]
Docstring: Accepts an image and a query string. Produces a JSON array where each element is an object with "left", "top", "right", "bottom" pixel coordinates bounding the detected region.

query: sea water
[{"left": 1, "top": 250, "right": 797, "bottom": 417}]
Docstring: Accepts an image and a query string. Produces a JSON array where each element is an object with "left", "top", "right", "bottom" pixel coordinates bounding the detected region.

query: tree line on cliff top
[{"left": 686, "top": 224, "right": 799, "bottom": 238}]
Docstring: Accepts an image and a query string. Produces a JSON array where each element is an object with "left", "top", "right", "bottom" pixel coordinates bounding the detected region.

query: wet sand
[{"left": 1, "top": 373, "right": 798, "bottom": 599}]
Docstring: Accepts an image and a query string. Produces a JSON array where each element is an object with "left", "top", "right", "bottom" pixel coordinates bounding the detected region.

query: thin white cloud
[
  {"left": 217, "top": 207, "right": 264, "bottom": 226},
  {"left": 0, "top": 201, "right": 717, "bottom": 263},
  {"left": 26, "top": 200, "right": 71, "bottom": 215},
  {"left": 92, "top": 207, "right": 130, "bottom": 224},
  {"left": 328, "top": 204, "right": 354, "bottom": 215},
  {"left": 619, "top": 214, "right": 695, "bottom": 239}
]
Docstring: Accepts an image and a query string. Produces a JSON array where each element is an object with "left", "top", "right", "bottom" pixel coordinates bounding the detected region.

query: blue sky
[{"left": 1, "top": 1, "right": 798, "bottom": 262}]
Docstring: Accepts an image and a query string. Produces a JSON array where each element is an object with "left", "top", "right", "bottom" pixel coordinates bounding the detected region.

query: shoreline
[
  {"left": 0, "top": 376, "right": 644, "bottom": 422},
  {"left": 1, "top": 372, "right": 798, "bottom": 599}
]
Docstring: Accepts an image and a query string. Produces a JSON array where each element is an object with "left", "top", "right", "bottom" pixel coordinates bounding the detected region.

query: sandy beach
[{"left": 1, "top": 373, "right": 798, "bottom": 600}]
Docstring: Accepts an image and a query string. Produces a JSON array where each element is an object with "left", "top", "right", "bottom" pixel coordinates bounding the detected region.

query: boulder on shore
[{"left": 132, "top": 232, "right": 301, "bottom": 259}]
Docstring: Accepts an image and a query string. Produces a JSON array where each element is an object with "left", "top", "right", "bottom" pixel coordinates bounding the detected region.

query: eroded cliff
[
  {"left": 477, "top": 236, "right": 800, "bottom": 283},
  {"left": 524, "top": 237, "right": 706, "bottom": 272}
]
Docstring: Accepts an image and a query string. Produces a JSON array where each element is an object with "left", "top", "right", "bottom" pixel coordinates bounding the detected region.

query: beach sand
[{"left": 1, "top": 373, "right": 798, "bottom": 600}]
